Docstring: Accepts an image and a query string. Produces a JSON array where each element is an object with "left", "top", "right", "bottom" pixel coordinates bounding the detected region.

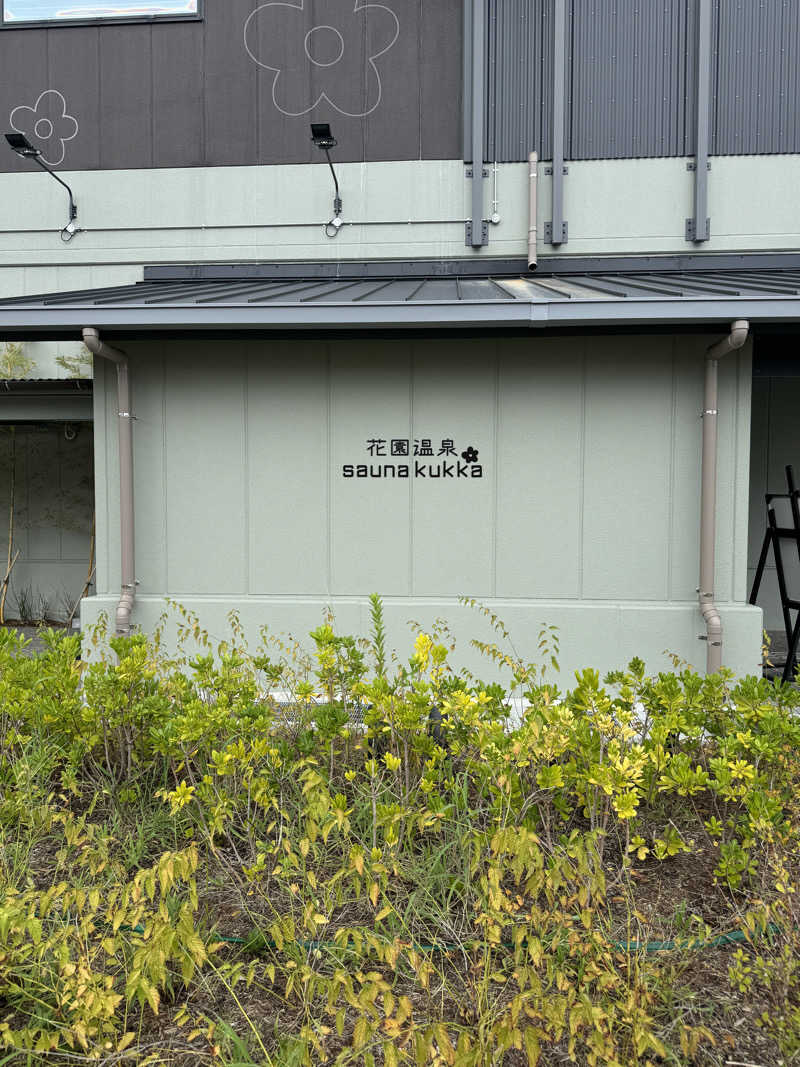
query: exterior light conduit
[
  {"left": 699, "top": 319, "right": 749, "bottom": 673},
  {"left": 82, "top": 327, "right": 136, "bottom": 636}
]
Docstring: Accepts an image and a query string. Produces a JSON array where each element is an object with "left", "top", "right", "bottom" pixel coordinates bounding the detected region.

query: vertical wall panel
[
  {"left": 127, "top": 343, "right": 167, "bottom": 596},
  {"left": 410, "top": 343, "right": 496, "bottom": 597},
  {"left": 363, "top": 0, "right": 416, "bottom": 162},
  {"left": 669, "top": 340, "right": 703, "bottom": 602},
  {"left": 47, "top": 27, "right": 102, "bottom": 171},
  {"left": 330, "top": 343, "right": 412, "bottom": 596},
  {"left": 98, "top": 25, "right": 153, "bottom": 170},
  {"left": 152, "top": 21, "right": 205, "bottom": 167},
  {"left": 164, "top": 344, "right": 247, "bottom": 595},
  {"left": 420, "top": 0, "right": 463, "bottom": 160},
  {"left": 248, "top": 345, "right": 329, "bottom": 596},
  {"left": 203, "top": 0, "right": 258, "bottom": 167},
  {"left": 582, "top": 338, "right": 673, "bottom": 600},
  {"left": 495, "top": 338, "right": 583, "bottom": 599}
]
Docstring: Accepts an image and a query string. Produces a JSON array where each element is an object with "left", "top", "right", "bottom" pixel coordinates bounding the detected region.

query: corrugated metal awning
[{"left": 2, "top": 264, "right": 800, "bottom": 336}]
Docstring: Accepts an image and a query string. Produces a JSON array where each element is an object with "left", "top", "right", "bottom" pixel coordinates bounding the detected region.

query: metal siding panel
[
  {"left": 486, "top": 0, "right": 552, "bottom": 161},
  {"left": 98, "top": 24, "right": 153, "bottom": 169},
  {"left": 46, "top": 26, "right": 101, "bottom": 171},
  {"left": 364, "top": 0, "right": 419, "bottom": 162},
  {"left": 202, "top": 0, "right": 258, "bottom": 167},
  {"left": 0, "top": 27, "right": 49, "bottom": 173},
  {"left": 570, "top": 0, "right": 689, "bottom": 160},
  {"left": 152, "top": 21, "right": 204, "bottom": 167},
  {"left": 1, "top": 0, "right": 460, "bottom": 171},
  {"left": 420, "top": 0, "right": 463, "bottom": 160},
  {"left": 713, "top": 0, "right": 800, "bottom": 155},
  {"left": 489, "top": 0, "right": 695, "bottom": 161}
]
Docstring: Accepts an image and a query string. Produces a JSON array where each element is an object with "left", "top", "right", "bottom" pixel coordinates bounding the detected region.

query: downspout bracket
[
  {"left": 465, "top": 221, "right": 489, "bottom": 246},
  {"left": 544, "top": 221, "right": 569, "bottom": 244}
]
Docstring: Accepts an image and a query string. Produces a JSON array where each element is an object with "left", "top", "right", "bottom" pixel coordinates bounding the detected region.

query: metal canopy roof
[{"left": 2, "top": 265, "right": 800, "bottom": 337}]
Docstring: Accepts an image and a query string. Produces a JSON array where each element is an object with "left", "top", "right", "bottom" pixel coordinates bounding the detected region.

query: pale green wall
[
  {"left": 2, "top": 155, "right": 800, "bottom": 303},
  {"left": 82, "top": 334, "right": 763, "bottom": 679}
]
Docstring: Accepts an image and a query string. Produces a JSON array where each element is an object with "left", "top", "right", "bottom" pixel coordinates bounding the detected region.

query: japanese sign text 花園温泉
[{"left": 342, "top": 438, "right": 483, "bottom": 480}]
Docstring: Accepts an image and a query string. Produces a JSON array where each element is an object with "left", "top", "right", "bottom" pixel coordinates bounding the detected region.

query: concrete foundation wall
[{"left": 82, "top": 333, "right": 763, "bottom": 680}]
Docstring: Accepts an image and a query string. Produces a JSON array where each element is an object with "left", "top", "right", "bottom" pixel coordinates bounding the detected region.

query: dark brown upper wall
[{"left": 0, "top": 0, "right": 463, "bottom": 172}]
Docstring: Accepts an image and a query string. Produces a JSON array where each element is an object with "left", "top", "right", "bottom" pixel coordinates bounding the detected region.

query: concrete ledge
[{"left": 80, "top": 595, "right": 765, "bottom": 682}]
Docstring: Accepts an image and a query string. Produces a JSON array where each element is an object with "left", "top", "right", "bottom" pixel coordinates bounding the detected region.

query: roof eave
[{"left": 0, "top": 296, "right": 798, "bottom": 334}]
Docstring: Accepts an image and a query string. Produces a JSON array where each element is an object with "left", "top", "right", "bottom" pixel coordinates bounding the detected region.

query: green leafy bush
[{"left": 0, "top": 604, "right": 798, "bottom": 1064}]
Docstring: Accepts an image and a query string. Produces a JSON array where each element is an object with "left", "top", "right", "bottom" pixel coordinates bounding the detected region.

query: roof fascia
[{"left": 2, "top": 296, "right": 800, "bottom": 335}]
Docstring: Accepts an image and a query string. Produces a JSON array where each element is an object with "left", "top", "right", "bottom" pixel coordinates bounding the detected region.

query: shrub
[{"left": 0, "top": 603, "right": 797, "bottom": 1064}]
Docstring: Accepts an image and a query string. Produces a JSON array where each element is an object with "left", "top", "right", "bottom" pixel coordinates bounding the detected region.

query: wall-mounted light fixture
[
  {"left": 310, "top": 122, "right": 343, "bottom": 238},
  {"left": 5, "top": 132, "right": 80, "bottom": 242}
]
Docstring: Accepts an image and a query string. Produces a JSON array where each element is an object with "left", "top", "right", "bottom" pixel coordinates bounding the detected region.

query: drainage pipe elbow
[{"left": 82, "top": 327, "right": 136, "bottom": 636}]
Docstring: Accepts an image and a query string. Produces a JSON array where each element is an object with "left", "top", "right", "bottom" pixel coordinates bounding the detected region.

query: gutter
[
  {"left": 82, "top": 327, "right": 136, "bottom": 636},
  {"left": 699, "top": 319, "right": 749, "bottom": 673}
]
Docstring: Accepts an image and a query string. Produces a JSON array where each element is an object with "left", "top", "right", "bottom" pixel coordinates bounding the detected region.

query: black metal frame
[
  {"left": 749, "top": 464, "right": 800, "bottom": 682},
  {"left": 0, "top": 0, "right": 202, "bottom": 29}
]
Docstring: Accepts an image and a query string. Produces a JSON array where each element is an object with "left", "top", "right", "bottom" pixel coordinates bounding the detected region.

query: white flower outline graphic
[
  {"left": 243, "top": 0, "right": 400, "bottom": 118},
  {"left": 10, "top": 90, "right": 78, "bottom": 168}
]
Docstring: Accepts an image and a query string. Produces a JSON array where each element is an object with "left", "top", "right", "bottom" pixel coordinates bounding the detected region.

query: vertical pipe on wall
[
  {"left": 528, "top": 151, "right": 538, "bottom": 269},
  {"left": 699, "top": 320, "right": 749, "bottom": 674},
  {"left": 550, "top": 0, "right": 567, "bottom": 246},
  {"left": 82, "top": 328, "right": 136, "bottom": 636},
  {"left": 689, "top": 0, "right": 712, "bottom": 242},
  {"left": 463, "top": 0, "right": 473, "bottom": 162},
  {"left": 470, "top": 0, "right": 487, "bottom": 247}
]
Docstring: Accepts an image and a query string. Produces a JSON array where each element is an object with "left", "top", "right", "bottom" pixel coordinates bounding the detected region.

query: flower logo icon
[
  {"left": 461, "top": 447, "right": 479, "bottom": 464},
  {"left": 9, "top": 90, "right": 78, "bottom": 168},
  {"left": 243, "top": 0, "right": 400, "bottom": 118}
]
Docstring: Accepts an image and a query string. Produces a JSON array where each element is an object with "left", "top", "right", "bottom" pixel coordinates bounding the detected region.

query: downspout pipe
[
  {"left": 82, "top": 327, "right": 136, "bottom": 636},
  {"left": 528, "top": 151, "right": 538, "bottom": 270},
  {"left": 699, "top": 319, "right": 749, "bottom": 673}
]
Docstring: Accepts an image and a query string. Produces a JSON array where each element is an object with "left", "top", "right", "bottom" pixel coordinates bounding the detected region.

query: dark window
[{"left": 1, "top": 0, "right": 199, "bottom": 26}]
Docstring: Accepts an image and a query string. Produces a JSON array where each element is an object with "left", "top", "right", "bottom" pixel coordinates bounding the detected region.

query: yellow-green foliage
[{"left": 0, "top": 611, "right": 798, "bottom": 1064}]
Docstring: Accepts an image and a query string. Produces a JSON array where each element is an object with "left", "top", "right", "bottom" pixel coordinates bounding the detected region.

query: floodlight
[
  {"left": 310, "top": 122, "right": 343, "bottom": 236},
  {"left": 5, "top": 132, "right": 40, "bottom": 158},
  {"left": 5, "top": 131, "right": 80, "bottom": 241},
  {"left": 310, "top": 123, "right": 337, "bottom": 150}
]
